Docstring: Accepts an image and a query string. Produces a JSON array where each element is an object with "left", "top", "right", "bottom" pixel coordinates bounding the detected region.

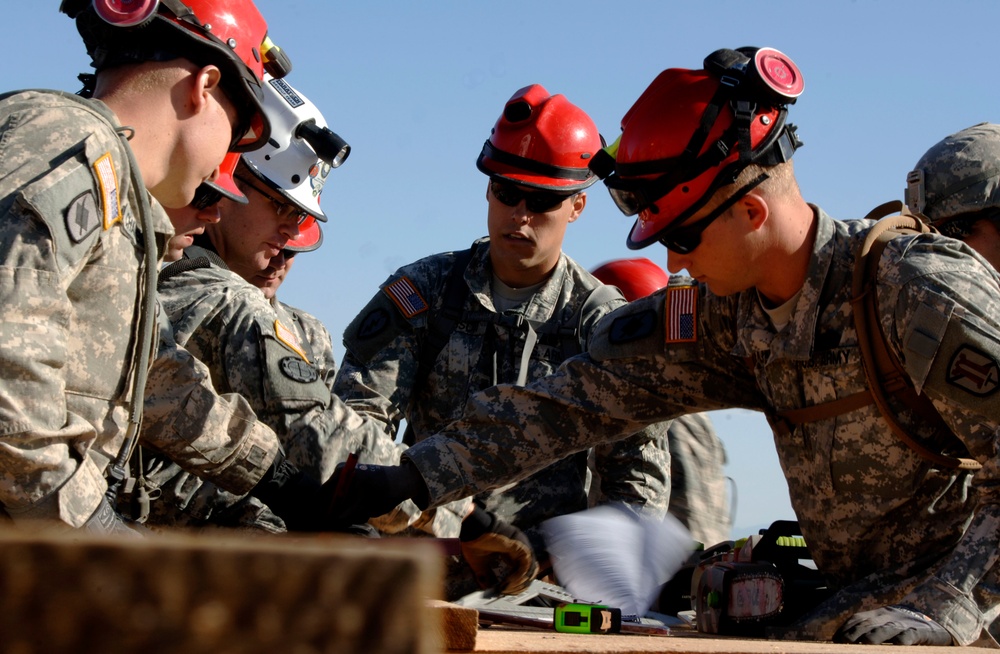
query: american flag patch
[
  {"left": 93, "top": 152, "right": 121, "bottom": 229},
  {"left": 274, "top": 319, "right": 309, "bottom": 362},
  {"left": 383, "top": 276, "right": 428, "bottom": 318},
  {"left": 665, "top": 286, "right": 697, "bottom": 343}
]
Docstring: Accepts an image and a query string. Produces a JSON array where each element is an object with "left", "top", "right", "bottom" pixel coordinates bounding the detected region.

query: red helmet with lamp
[
  {"left": 476, "top": 84, "right": 603, "bottom": 193},
  {"left": 596, "top": 47, "right": 804, "bottom": 250}
]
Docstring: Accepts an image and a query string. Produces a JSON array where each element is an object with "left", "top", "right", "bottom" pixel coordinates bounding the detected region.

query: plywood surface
[{"left": 465, "top": 627, "right": 975, "bottom": 653}]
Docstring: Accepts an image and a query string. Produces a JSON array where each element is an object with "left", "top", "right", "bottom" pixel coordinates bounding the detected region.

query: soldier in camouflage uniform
[
  {"left": 907, "top": 122, "right": 1000, "bottom": 271},
  {"left": 333, "top": 85, "right": 672, "bottom": 595},
  {"left": 906, "top": 123, "right": 1000, "bottom": 645},
  {"left": 590, "top": 258, "right": 731, "bottom": 548},
  {"left": 0, "top": 1, "right": 299, "bottom": 534},
  {"left": 160, "top": 152, "right": 249, "bottom": 264},
  {"left": 330, "top": 48, "right": 1000, "bottom": 646},
  {"left": 151, "top": 77, "right": 414, "bottom": 533},
  {"left": 266, "top": 222, "right": 338, "bottom": 391}
]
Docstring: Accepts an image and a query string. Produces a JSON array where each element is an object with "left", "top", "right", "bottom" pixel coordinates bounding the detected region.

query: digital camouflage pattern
[
  {"left": 278, "top": 300, "right": 338, "bottom": 392},
  {"left": 0, "top": 90, "right": 279, "bottom": 529},
  {"left": 658, "top": 413, "right": 730, "bottom": 547},
  {"left": 336, "top": 237, "right": 679, "bottom": 551},
  {"left": 149, "top": 246, "right": 415, "bottom": 531},
  {"left": 911, "top": 122, "right": 1000, "bottom": 225},
  {"left": 402, "top": 209, "right": 1000, "bottom": 646}
]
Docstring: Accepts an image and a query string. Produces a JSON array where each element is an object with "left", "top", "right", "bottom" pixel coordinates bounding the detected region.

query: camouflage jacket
[
  {"left": 275, "top": 299, "right": 337, "bottom": 392},
  {"left": 152, "top": 246, "right": 410, "bottom": 530},
  {"left": 403, "top": 210, "right": 1000, "bottom": 645},
  {"left": 0, "top": 90, "right": 278, "bottom": 528},
  {"left": 336, "top": 237, "right": 673, "bottom": 545}
]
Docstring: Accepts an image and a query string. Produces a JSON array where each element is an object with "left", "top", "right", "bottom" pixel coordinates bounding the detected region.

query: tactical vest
[
  {"left": 771, "top": 200, "right": 980, "bottom": 471},
  {"left": 403, "top": 243, "right": 620, "bottom": 445}
]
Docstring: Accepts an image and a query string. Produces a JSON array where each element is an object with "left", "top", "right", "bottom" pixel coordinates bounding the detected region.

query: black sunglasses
[
  {"left": 659, "top": 173, "right": 768, "bottom": 254},
  {"left": 937, "top": 211, "right": 1000, "bottom": 240},
  {"left": 490, "top": 180, "right": 573, "bottom": 213},
  {"left": 191, "top": 183, "right": 224, "bottom": 210}
]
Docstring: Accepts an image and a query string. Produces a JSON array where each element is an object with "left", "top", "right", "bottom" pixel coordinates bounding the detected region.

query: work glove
[
  {"left": 324, "top": 458, "right": 430, "bottom": 529},
  {"left": 459, "top": 506, "right": 539, "bottom": 595},
  {"left": 249, "top": 452, "right": 334, "bottom": 532},
  {"left": 836, "top": 605, "right": 952, "bottom": 646},
  {"left": 84, "top": 496, "right": 142, "bottom": 538}
]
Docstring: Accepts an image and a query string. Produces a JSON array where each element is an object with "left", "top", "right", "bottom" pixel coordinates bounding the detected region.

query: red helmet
[
  {"left": 601, "top": 47, "right": 804, "bottom": 249},
  {"left": 591, "top": 258, "right": 669, "bottom": 302},
  {"left": 199, "top": 151, "right": 247, "bottom": 204},
  {"left": 476, "top": 84, "right": 603, "bottom": 192},
  {"left": 284, "top": 215, "right": 323, "bottom": 253},
  {"left": 62, "top": 0, "right": 293, "bottom": 152}
]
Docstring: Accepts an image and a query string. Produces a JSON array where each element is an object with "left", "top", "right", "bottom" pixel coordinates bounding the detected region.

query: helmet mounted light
[
  {"left": 240, "top": 76, "right": 347, "bottom": 222},
  {"left": 598, "top": 47, "right": 805, "bottom": 250},
  {"left": 296, "top": 120, "right": 351, "bottom": 169}
]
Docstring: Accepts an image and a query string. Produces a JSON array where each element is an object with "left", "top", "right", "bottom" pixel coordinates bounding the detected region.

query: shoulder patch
[
  {"left": 274, "top": 319, "right": 310, "bottom": 362},
  {"left": 383, "top": 276, "right": 428, "bottom": 318},
  {"left": 665, "top": 286, "right": 698, "bottom": 343},
  {"left": 609, "top": 309, "right": 658, "bottom": 345},
  {"left": 947, "top": 345, "right": 1000, "bottom": 396},
  {"left": 65, "top": 192, "right": 99, "bottom": 243},
  {"left": 92, "top": 152, "right": 121, "bottom": 229},
  {"left": 279, "top": 356, "right": 320, "bottom": 383},
  {"left": 356, "top": 306, "right": 391, "bottom": 340}
]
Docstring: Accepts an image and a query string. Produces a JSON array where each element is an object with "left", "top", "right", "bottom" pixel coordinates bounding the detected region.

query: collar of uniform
[
  {"left": 477, "top": 236, "right": 570, "bottom": 321},
  {"left": 734, "top": 204, "right": 834, "bottom": 362}
]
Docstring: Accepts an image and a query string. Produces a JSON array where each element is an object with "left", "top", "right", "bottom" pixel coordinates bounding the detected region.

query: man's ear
[
  {"left": 190, "top": 64, "right": 224, "bottom": 114},
  {"left": 567, "top": 191, "right": 587, "bottom": 223},
  {"left": 742, "top": 191, "right": 769, "bottom": 232}
]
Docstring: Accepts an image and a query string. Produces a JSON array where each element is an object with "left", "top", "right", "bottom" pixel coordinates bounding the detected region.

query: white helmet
[{"left": 241, "top": 75, "right": 351, "bottom": 221}]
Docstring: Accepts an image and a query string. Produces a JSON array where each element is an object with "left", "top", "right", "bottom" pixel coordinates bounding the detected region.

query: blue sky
[{"left": 11, "top": 1, "right": 999, "bottom": 535}]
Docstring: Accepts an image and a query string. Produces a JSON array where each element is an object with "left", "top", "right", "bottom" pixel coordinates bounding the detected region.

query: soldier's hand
[
  {"left": 324, "top": 459, "right": 429, "bottom": 529},
  {"left": 459, "top": 506, "right": 539, "bottom": 595},
  {"left": 249, "top": 452, "right": 334, "bottom": 531},
  {"left": 836, "top": 605, "right": 952, "bottom": 646},
  {"left": 84, "top": 496, "right": 142, "bottom": 538}
]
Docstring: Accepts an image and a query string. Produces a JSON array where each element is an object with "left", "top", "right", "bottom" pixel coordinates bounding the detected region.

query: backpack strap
[
  {"left": 402, "top": 249, "right": 619, "bottom": 443},
  {"left": 847, "top": 203, "right": 981, "bottom": 471},
  {"left": 400, "top": 245, "right": 477, "bottom": 445},
  {"left": 772, "top": 201, "right": 980, "bottom": 470},
  {"left": 560, "top": 283, "right": 623, "bottom": 360}
]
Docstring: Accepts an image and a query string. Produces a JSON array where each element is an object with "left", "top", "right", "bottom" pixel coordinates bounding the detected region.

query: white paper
[{"left": 541, "top": 503, "right": 694, "bottom": 620}]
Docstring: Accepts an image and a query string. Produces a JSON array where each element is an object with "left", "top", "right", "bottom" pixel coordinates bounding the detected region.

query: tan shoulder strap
[{"left": 849, "top": 204, "right": 981, "bottom": 471}]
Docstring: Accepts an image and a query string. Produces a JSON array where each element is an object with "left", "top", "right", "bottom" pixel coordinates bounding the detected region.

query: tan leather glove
[{"left": 459, "top": 506, "right": 539, "bottom": 595}]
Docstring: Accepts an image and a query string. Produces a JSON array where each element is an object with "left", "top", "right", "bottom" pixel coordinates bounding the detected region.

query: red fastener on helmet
[
  {"left": 601, "top": 47, "right": 804, "bottom": 250},
  {"left": 476, "top": 84, "right": 603, "bottom": 192},
  {"left": 591, "top": 258, "right": 669, "bottom": 302},
  {"left": 63, "top": 0, "right": 292, "bottom": 152}
]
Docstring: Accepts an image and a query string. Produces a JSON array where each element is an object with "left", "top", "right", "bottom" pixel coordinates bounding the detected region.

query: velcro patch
[
  {"left": 383, "top": 276, "right": 428, "bottom": 318},
  {"left": 356, "top": 307, "right": 391, "bottom": 340},
  {"left": 279, "top": 356, "right": 320, "bottom": 383},
  {"left": 92, "top": 152, "right": 121, "bottom": 229},
  {"left": 665, "top": 286, "right": 697, "bottom": 343},
  {"left": 65, "top": 192, "right": 99, "bottom": 243},
  {"left": 947, "top": 345, "right": 1000, "bottom": 396},
  {"left": 274, "top": 319, "right": 309, "bottom": 362},
  {"left": 609, "top": 309, "right": 657, "bottom": 345}
]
